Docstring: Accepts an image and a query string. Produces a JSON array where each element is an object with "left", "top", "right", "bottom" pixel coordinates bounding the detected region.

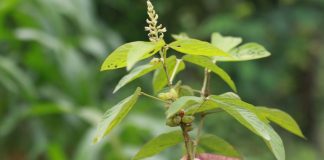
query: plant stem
[
  {"left": 181, "top": 123, "right": 194, "bottom": 160},
  {"left": 140, "top": 92, "right": 170, "bottom": 103},
  {"left": 160, "top": 47, "right": 172, "bottom": 88},
  {"left": 170, "top": 59, "right": 182, "bottom": 83},
  {"left": 193, "top": 68, "right": 211, "bottom": 157}
]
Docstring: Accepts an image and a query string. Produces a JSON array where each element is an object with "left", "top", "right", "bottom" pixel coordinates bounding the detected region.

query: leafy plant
[{"left": 94, "top": 1, "right": 304, "bottom": 160}]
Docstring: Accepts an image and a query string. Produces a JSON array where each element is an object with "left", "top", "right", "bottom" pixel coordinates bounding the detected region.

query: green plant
[{"left": 94, "top": 1, "right": 304, "bottom": 160}]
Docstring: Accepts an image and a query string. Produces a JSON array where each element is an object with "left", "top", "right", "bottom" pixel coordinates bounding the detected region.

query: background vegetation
[{"left": 1, "top": 0, "right": 323, "bottom": 159}]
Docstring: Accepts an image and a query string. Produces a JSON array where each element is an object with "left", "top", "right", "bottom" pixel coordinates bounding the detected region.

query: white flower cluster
[{"left": 145, "top": 0, "right": 167, "bottom": 42}]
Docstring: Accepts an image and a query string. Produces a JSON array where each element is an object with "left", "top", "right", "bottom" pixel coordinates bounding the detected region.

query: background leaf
[
  {"left": 93, "top": 88, "right": 141, "bottom": 143},
  {"left": 133, "top": 130, "right": 183, "bottom": 160},
  {"left": 183, "top": 55, "right": 237, "bottom": 92},
  {"left": 199, "top": 134, "right": 241, "bottom": 158},
  {"left": 211, "top": 32, "right": 242, "bottom": 52},
  {"left": 169, "top": 39, "right": 231, "bottom": 57}
]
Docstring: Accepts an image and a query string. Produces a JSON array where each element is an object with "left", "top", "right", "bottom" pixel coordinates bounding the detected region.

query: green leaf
[
  {"left": 215, "top": 43, "right": 271, "bottom": 62},
  {"left": 199, "top": 134, "right": 241, "bottom": 158},
  {"left": 93, "top": 88, "right": 141, "bottom": 143},
  {"left": 166, "top": 96, "right": 203, "bottom": 118},
  {"left": 211, "top": 32, "right": 242, "bottom": 52},
  {"left": 257, "top": 107, "right": 305, "bottom": 138},
  {"left": 127, "top": 40, "right": 165, "bottom": 70},
  {"left": 208, "top": 96, "right": 271, "bottom": 140},
  {"left": 152, "top": 56, "right": 185, "bottom": 93},
  {"left": 114, "top": 63, "right": 161, "bottom": 93},
  {"left": 169, "top": 39, "right": 231, "bottom": 57},
  {"left": 219, "top": 92, "right": 241, "bottom": 99},
  {"left": 178, "top": 85, "right": 195, "bottom": 97},
  {"left": 263, "top": 124, "right": 285, "bottom": 160},
  {"left": 100, "top": 41, "right": 163, "bottom": 71},
  {"left": 133, "top": 130, "right": 183, "bottom": 160},
  {"left": 183, "top": 55, "right": 237, "bottom": 92},
  {"left": 171, "top": 33, "right": 190, "bottom": 40}
]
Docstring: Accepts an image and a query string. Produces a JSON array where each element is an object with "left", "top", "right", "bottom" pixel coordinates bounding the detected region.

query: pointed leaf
[
  {"left": 169, "top": 39, "right": 231, "bottom": 57},
  {"left": 114, "top": 63, "right": 161, "bottom": 93},
  {"left": 127, "top": 40, "right": 165, "bottom": 70},
  {"left": 211, "top": 32, "right": 242, "bottom": 52},
  {"left": 199, "top": 134, "right": 241, "bottom": 158},
  {"left": 101, "top": 41, "right": 163, "bottom": 71},
  {"left": 166, "top": 96, "right": 203, "bottom": 118},
  {"left": 152, "top": 56, "right": 185, "bottom": 93},
  {"left": 183, "top": 55, "right": 237, "bottom": 92},
  {"left": 257, "top": 107, "right": 305, "bottom": 138},
  {"left": 215, "top": 43, "right": 271, "bottom": 62},
  {"left": 133, "top": 131, "right": 183, "bottom": 160},
  {"left": 263, "top": 124, "right": 285, "bottom": 160},
  {"left": 93, "top": 88, "right": 141, "bottom": 143}
]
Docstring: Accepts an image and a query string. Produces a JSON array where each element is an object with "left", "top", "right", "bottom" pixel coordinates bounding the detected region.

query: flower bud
[
  {"left": 166, "top": 118, "right": 178, "bottom": 127},
  {"left": 150, "top": 57, "right": 160, "bottom": 65},
  {"left": 182, "top": 116, "right": 195, "bottom": 124},
  {"left": 173, "top": 116, "right": 182, "bottom": 125}
]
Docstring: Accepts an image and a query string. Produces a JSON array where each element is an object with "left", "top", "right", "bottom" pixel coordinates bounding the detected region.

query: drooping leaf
[
  {"left": 152, "top": 56, "right": 185, "bottom": 93},
  {"left": 215, "top": 43, "right": 271, "bottom": 62},
  {"left": 133, "top": 130, "right": 183, "bottom": 160},
  {"left": 169, "top": 39, "right": 231, "bottom": 57},
  {"left": 263, "top": 124, "right": 285, "bottom": 160},
  {"left": 93, "top": 88, "right": 141, "bottom": 143},
  {"left": 100, "top": 41, "right": 164, "bottom": 71},
  {"left": 257, "top": 107, "right": 305, "bottom": 138},
  {"left": 113, "top": 63, "right": 161, "bottom": 93},
  {"left": 127, "top": 40, "right": 165, "bottom": 70},
  {"left": 211, "top": 32, "right": 242, "bottom": 52},
  {"left": 166, "top": 96, "right": 203, "bottom": 118},
  {"left": 183, "top": 55, "right": 237, "bottom": 92},
  {"left": 199, "top": 134, "right": 241, "bottom": 158},
  {"left": 207, "top": 96, "right": 270, "bottom": 140}
]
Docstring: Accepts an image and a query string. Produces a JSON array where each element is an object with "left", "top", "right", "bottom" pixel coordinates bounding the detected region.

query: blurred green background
[{"left": 1, "top": 0, "right": 324, "bottom": 159}]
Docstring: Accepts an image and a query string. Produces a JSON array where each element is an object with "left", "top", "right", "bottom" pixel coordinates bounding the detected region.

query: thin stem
[
  {"left": 140, "top": 92, "right": 170, "bottom": 103},
  {"left": 160, "top": 47, "right": 172, "bottom": 87},
  {"left": 170, "top": 59, "right": 182, "bottom": 83},
  {"left": 193, "top": 68, "right": 211, "bottom": 157}
]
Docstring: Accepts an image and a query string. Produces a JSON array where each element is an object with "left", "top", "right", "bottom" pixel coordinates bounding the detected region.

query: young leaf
[
  {"left": 257, "top": 107, "right": 305, "bottom": 138},
  {"left": 127, "top": 40, "right": 165, "bottom": 70},
  {"left": 169, "top": 39, "right": 231, "bottom": 57},
  {"left": 93, "top": 88, "right": 141, "bottom": 143},
  {"left": 133, "top": 130, "right": 183, "bottom": 160},
  {"left": 114, "top": 63, "right": 161, "bottom": 93},
  {"left": 101, "top": 41, "right": 163, "bottom": 71},
  {"left": 215, "top": 43, "right": 271, "bottom": 62},
  {"left": 183, "top": 55, "right": 237, "bottom": 92},
  {"left": 208, "top": 96, "right": 271, "bottom": 141},
  {"left": 166, "top": 96, "right": 203, "bottom": 118},
  {"left": 199, "top": 134, "right": 241, "bottom": 158},
  {"left": 152, "top": 56, "right": 185, "bottom": 93},
  {"left": 211, "top": 33, "right": 242, "bottom": 52}
]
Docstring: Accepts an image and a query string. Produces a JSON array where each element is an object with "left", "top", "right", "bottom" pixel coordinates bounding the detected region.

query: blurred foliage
[{"left": 0, "top": 0, "right": 324, "bottom": 159}]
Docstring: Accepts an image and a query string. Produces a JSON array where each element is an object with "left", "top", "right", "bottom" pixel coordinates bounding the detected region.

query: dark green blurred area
[{"left": 1, "top": 0, "right": 324, "bottom": 159}]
